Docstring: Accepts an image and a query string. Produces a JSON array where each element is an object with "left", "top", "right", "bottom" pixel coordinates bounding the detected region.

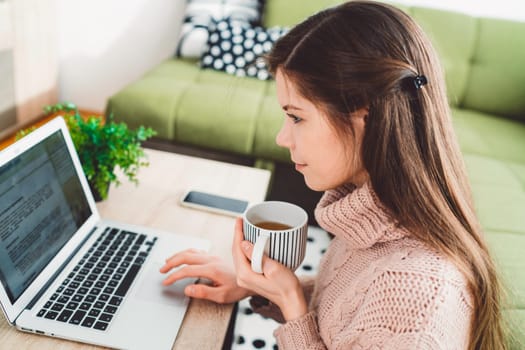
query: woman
[{"left": 160, "top": 1, "right": 507, "bottom": 348}]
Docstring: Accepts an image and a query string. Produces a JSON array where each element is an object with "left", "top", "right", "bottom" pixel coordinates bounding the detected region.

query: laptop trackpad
[{"left": 135, "top": 262, "right": 192, "bottom": 307}]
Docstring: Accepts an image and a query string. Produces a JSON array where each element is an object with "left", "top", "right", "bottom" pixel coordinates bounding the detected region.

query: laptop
[{"left": 0, "top": 117, "right": 210, "bottom": 349}]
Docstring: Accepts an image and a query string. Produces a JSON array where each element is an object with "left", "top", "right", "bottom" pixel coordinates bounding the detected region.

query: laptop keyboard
[{"left": 36, "top": 227, "right": 157, "bottom": 331}]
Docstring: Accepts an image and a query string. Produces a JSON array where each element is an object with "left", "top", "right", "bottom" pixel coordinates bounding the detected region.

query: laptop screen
[{"left": 0, "top": 130, "right": 91, "bottom": 303}]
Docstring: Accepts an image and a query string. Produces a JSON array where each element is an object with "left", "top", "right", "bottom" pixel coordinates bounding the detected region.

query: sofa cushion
[
  {"left": 461, "top": 17, "right": 525, "bottom": 121},
  {"left": 262, "top": 0, "right": 339, "bottom": 27},
  {"left": 408, "top": 8, "right": 477, "bottom": 108},
  {"left": 200, "top": 19, "right": 288, "bottom": 80},
  {"left": 452, "top": 108, "right": 525, "bottom": 164},
  {"left": 175, "top": 68, "right": 266, "bottom": 154},
  {"left": 176, "top": 0, "right": 264, "bottom": 58},
  {"left": 105, "top": 60, "right": 200, "bottom": 139},
  {"left": 465, "top": 155, "right": 525, "bottom": 234},
  {"left": 485, "top": 231, "right": 525, "bottom": 345}
]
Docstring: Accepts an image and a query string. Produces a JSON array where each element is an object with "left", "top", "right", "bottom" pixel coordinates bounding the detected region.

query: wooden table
[{"left": 0, "top": 148, "right": 271, "bottom": 350}]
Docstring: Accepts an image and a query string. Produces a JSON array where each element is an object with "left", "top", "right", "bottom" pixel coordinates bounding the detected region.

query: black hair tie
[{"left": 413, "top": 74, "right": 428, "bottom": 89}]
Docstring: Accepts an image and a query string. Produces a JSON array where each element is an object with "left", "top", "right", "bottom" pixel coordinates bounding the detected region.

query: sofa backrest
[{"left": 262, "top": 1, "right": 525, "bottom": 121}]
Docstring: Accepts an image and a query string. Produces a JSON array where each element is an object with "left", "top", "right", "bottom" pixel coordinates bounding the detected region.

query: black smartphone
[{"left": 180, "top": 190, "right": 249, "bottom": 217}]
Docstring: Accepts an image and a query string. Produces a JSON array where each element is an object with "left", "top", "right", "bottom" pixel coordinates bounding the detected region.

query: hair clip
[{"left": 413, "top": 74, "right": 428, "bottom": 89}]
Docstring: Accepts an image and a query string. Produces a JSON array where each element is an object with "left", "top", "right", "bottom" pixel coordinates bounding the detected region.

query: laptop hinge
[{"left": 25, "top": 226, "right": 98, "bottom": 311}]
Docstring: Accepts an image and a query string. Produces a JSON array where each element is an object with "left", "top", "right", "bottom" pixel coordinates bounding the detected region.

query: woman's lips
[{"left": 295, "top": 163, "right": 306, "bottom": 171}]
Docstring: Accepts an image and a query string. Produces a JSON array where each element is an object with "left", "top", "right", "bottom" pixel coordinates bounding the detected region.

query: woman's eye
[{"left": 287, "top": 113, "right": 302, "bottom": 124}]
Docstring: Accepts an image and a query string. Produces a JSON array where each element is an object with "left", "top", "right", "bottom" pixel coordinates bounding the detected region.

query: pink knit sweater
[{"left": 252, "top": 182, "right": 473, "bottom": 349}]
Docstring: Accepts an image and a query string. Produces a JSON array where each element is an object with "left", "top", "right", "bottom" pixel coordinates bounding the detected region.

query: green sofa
[{"left": 106, "top": 0, "right": 525, "bottom": 345}]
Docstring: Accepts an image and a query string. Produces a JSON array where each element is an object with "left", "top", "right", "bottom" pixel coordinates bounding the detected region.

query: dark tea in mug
[{"left": 254, "top": 221, "right": 292, "bottom": 230}]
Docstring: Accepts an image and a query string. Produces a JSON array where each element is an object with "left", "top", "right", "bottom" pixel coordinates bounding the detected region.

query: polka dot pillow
[
  {"left": 176, "top": 0, "right": 264, "bottom": 58},
  {"left": 200, "top": 19, "right": 288, "bottom": 80}
]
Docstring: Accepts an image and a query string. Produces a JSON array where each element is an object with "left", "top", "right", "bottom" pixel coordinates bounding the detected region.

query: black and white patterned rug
[{"left": 231, "top": 225, "right": 331, "bottom": 349}]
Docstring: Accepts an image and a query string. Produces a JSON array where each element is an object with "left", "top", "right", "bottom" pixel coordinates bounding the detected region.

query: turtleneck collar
[{"left": 314, "top": 181, "right": 409, "bottom": 250}]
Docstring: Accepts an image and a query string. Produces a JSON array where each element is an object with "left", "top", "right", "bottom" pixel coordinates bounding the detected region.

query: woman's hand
[
  {"left": 232, "top": 218, "right": 308, "bottom": 321},
  {"left": 160, "top": 248, "right": 251, "bottom": 304}
]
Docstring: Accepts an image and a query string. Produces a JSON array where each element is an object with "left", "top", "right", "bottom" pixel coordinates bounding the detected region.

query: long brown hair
[{"left": 267, "top": 1, "right": 507, "bottom": 348}]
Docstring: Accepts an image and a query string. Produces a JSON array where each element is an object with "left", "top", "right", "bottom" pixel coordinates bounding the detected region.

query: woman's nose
[{"left": 275, "top": 120, "right": 292, "bottom": 149}]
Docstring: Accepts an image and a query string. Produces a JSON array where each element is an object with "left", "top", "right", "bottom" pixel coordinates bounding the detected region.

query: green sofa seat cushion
[
  {"left": 486, "top": 231, "right": 525, "bottom": 308},
  {"left": 486, "top": 232, "right": 525, "bottom": 347},
  {"left": 452, "top": 108, "right": 525, "bottom": 164},
  {"left": 106, "top": 60, "right": 200, "bottom": 139},
  {"left": 175, "top": 76, "right": 264, "bottom": 155},
  {"left": 462, "top": 152, "right": 525, "bottom": 235},
  {"left": 506, "top": 309, "right": 525, "bottom": 348},
  {"left": 470, "top": 180, "right": 525, "bottom": 234}
]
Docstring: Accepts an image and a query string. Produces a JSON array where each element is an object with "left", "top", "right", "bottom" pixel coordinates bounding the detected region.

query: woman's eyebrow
[{"left": 283, "top": 104, "right": 303, "bottom": 111}]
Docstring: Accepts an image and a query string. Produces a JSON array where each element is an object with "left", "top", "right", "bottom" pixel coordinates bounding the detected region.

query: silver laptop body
[{"left": 0, "top": 117, "right": 210, "bottom": 349}]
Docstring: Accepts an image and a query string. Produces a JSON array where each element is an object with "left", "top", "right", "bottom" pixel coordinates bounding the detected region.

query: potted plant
[{"left": 17, "top": 102, "right": 157, "bottom": 201}]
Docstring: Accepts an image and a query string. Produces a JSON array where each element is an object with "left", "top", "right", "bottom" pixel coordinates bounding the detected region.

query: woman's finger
[
  {"left": 162, "top": 264, "right": 219, "bottom": 286},
  {"left": 165, "top": 247, "right": 206, "bottom": 261},
  {"left": 160, "top": 249, "right": 211, "bottom": 273},
  {"left": 240, "top": 240, "right": 253, "bottom": 259},
  {"left": 184, "top": 283, "right": 215, "bottom": 300},
  {"left": 234, "top": 218, "right": 244, "bottom": 246},
  {"left": 164, "top": 248, "right": 209, "bottom": 264},
  {"left": 185, "top": 284, "right": 227, "bottom": 303},
  {"left": 260, "top": 254, "right": 286, "bottom": 279},
  {"left": 232, "top": 219, "right": 256, "bottom": 280},
  {"left": 232, "top": 218, "right": 248, "bottom": 266},
  {"left": 240, "top": 241, "right": 276, "bottom": 274}
]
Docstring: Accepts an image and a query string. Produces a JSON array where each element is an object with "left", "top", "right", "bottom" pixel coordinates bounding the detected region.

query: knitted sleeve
[
  {"left": 249, "top": 276, "right": 317, "bottom": 324},
  {"left": 274, "top": 269, "right": 472, "bottom": 349},
  {"left": 274, "top": 311, "right": 326, "bottom": 349},
  {"left": 338, "top": 269, "right": 471, "bottom": 349}
]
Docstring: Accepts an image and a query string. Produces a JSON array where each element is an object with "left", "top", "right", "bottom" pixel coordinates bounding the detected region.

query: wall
[
  {"left": 13, "top": 0, "right": 58, "bottom": 122},
  {"left": 0, "top": 0, "right": 15, "bottom": 132},
  {"left": 57, "top": 0, "right": 186, "bottom": 112},
  {"left": 0, "top": 0, "right": 57, "bottom": 140}
]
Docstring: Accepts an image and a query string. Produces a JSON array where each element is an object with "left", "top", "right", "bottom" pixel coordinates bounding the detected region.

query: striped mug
[{"left": 243, "top": 201, "right": 308, "bottom": 273}]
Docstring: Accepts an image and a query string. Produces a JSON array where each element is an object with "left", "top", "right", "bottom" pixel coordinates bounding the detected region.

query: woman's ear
[{"left": 351, "top": 107, "right": 369, "bottom": 130}]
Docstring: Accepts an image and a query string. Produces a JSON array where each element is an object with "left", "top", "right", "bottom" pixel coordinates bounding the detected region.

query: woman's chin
[
  {"left": 303, "top": 173, "right": 358, "bottom": 192},
  {"left": 303, "top": 176, "right": 328, "bottom": 192}
]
